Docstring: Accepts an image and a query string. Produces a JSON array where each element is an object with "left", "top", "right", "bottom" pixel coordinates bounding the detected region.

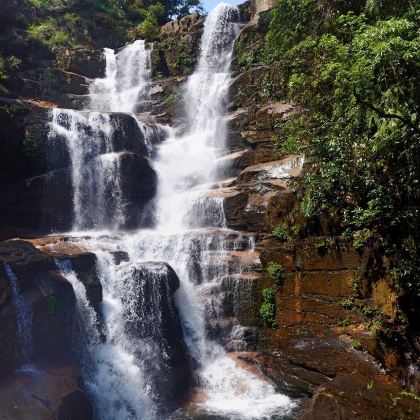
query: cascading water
[
  {"left": 48, "top": 110, "right": 125, "bottom": 230},
  {"left": 89, "top": 40, "right": 151, "bottom": 114},
  {"left": 42, "top": 3, "right": 298, "bottom": 419},
  {"left": 48, "top": 40, "right": 155, "bottom": 231},
  {"left": 2, "top": 263, "right": 33, "bottom": 363}
]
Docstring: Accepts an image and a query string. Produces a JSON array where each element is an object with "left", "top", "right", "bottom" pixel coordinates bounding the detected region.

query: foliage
[
  {"left": 27, "top": 19, "right": 72, "bottom": 49},
  {"left": 25, "top": 0, "right": 203, "bottom": 50},
  {"left": 260, "top": 287, "right": 276, "bottom": 326},
  {"left": 272, "top": 223, "right": 290, "bottom": 242},
  {"left": 264, "top": 0, "right": 420, "bottom": 299},
  {"left": 351, "top": 339, "right": 363, "bottom": 350},
  {"left": 340, "top": 297, "right": 355, "bottom": 310},
  {"left": 267, "top": 262, "right": 286, "bottom": 288}
]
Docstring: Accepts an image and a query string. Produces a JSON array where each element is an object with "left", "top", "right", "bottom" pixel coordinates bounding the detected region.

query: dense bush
[
  {"left": 25, "top": 0, "right": 202, "bottom": 48},
  {"left": 263, "top": 0, "right": 420, "bottom": 299}
]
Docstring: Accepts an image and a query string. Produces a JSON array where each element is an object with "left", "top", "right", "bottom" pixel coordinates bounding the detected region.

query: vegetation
[
  {"left": 24, "top": 0, "right": 202, "bottom": 50},
  {"left": 260, "top": 287, "right": 276, "bottom": 326},
  {"left": 250, "top": 0, "right": 420, "bottom": 306},
  {"left": 351, "top": 339, "right": 363, "bottom": 351},
  {"left": 267, "top": 262, "right": 286, "bottom": 288},
  {"left": 272, "top": 223, "right": 290, "bottom": 242},
  {"left": 340, "top": 298, "right": 355, "bottom": 310}
]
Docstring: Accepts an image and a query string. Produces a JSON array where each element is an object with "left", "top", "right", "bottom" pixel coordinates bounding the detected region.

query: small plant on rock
[
  {"left": 272, "top": 223, "right": 290, "bottom": 242},
  {"left": 260, "top": 288, "right": 276, "bottom": 327},
  {"left": 351, "top": 339, "right": 363, "bottom": 351},
  {"left": 267, "top": 262, "right": 286, "bottom": 288},
  {"left": 340, "top": 297, "right": 355, "bottom": 310},
  {"left": 362, "top": 306, "right": 376, "bottom": 318}
]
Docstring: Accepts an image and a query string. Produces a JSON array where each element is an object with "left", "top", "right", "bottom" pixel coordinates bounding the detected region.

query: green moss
[
  {"left": 351, "top": 339, "right": 363, "bottom": 351},
  {"left": 164, "top": 93, "right": 178, "bottom": 104},
  {"left": 46, "top": 295, "right": 58, "bottom": 315}
]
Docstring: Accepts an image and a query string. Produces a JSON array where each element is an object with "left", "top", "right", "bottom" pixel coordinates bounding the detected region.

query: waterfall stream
[{"left": 45, "top": 3, "right": 297, "bottom": 419}]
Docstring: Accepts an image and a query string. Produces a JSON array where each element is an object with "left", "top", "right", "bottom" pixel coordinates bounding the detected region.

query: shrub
[
  {"left": 362, "top": 306, "right": 377, "bottom": 318},
  {"left": 341, "top": 318, "right": 351, "bottom": 327},
  {"left": 267, "top": 262, "right": 286, "bottom": 288},
  {"left": 27, "top": 20, "right": 72, "bottom": 50}
]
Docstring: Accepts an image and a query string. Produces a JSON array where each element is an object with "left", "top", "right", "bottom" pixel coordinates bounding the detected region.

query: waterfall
[
  {"left": 43, "top": 3, "right": 297, "bottom": 418},
  {"left": 48, "top": 110, "right": 124, "bottom": 230},
  {"left": 48, "top": 40, "right": 156, "bottom": 232},
  {"left": 3, "top": 263, "right": 33, "bottom": 363},
  {"left": 89, "top": 40, "right": 151, "bottom": 114},
  {"left": 124, "top": 3, "right": 295, "bottom": 417}
]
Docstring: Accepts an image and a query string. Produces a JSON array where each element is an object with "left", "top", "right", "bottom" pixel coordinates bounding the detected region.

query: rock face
[
  {"left": 0, "top": 238, "right": 97, "bottom": 418},
  {"left": 0, "top": 108, "right": 158, "bottom": 234},
  {"left": 217, "top": 6, "right": 420, "bottom": 417}
]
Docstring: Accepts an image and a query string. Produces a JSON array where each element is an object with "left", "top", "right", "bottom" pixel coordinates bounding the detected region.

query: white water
[
  {"left": 3, "top": 263, "right": 33, "bottom": 363},
  {"left": 48, "top": 39, "right": 156, "bottom": 231},
  {"left": 89, "top": 40, "right": 151, "bottom": 114},
  {"left": 44, "top": 3, "right": 296, "bottom": 419},
  {"left": 55, "top": 255, "right": 158, "bottom": 419},
  {"left": 48, "top": 110, "right": 125, "bottom": 230}
]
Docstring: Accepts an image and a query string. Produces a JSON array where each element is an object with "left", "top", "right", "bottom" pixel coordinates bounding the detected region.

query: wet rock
[
  {"left": 0, "top": 167, "right": 74, "bottom": 233},
  {"left": 0, "top": 150, "right": 157, "bottom": 233},
  {"left": 108, "top": 113, "right": 151, "bottom": 156},
  {"left": 118, "top": 151, "right": 157, "bottom": 229},
  {"left": 221, "top": 274, "right": 262, "bottom": 326}
]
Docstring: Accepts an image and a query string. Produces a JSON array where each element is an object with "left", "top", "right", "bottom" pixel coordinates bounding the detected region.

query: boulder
[{"left": 119, "top": 261, "right": 191, "bottom": 413}]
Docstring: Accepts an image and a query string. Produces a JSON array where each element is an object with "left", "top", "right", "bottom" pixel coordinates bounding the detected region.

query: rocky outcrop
[
  {"left": 0, "top": 239, "right": 101, "bottom": 370},
  {"left": 154, "top": 13, "right": 204, "bottom": 78}
]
